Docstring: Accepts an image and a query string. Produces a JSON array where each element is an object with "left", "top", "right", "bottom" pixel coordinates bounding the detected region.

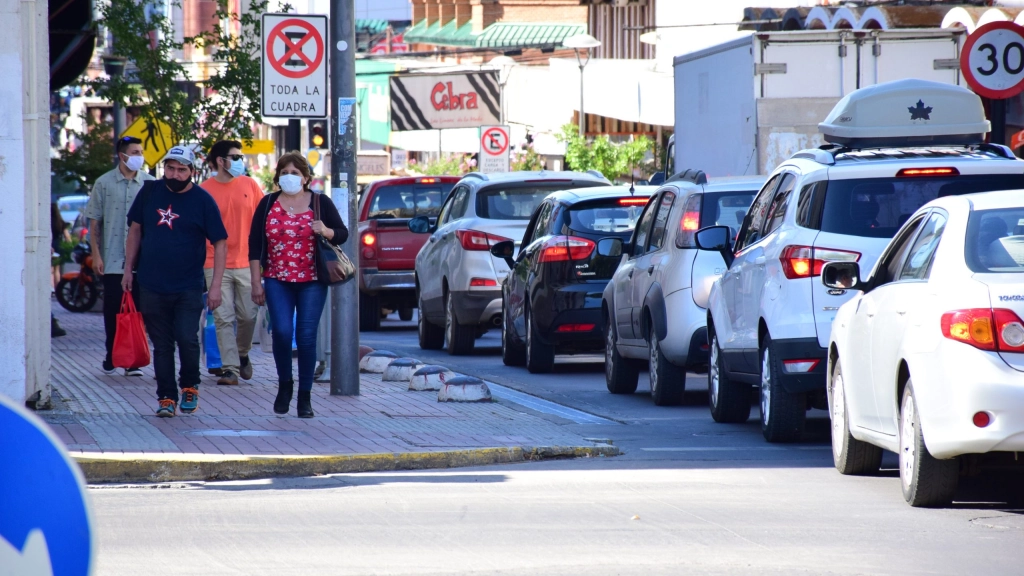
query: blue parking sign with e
[{"left": 0, "top": 395, "right": 94, "bottom": 576}]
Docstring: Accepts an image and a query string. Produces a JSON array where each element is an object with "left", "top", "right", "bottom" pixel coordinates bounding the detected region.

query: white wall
[{"left": 356, "top": 0, "right": 409, "bottom": 20}]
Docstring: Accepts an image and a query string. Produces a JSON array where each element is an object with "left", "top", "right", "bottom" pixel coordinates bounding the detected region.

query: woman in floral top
[{"left": 248, "top": 153, "right": 348, "bottom": 418}]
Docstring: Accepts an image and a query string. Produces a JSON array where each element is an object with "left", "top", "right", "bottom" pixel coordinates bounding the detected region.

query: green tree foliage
[
  {"left": 51, "top": 115, "right": 115, "bottom": 187},
  {"left": 410, "top": 154, "right": 472, "bottom": 176},
  {"left": 95, "top": 0, "right": 273, "bottom": 151},
  {"left": 557, "top": 124, "right": 654, "bottom": 182}
]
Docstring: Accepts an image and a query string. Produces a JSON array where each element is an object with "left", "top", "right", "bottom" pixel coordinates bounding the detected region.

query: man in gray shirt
[{"left": 84, "top": 136, "right": 155, "bottom": 376}]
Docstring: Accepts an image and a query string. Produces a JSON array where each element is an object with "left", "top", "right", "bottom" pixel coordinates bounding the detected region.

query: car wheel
[
  {"left": 525, "top": 306, "right": 554, "bottom": 373},
  {"left": 56, "top": 278, "right": 98, "bottom": 313},
  {"left": 417, "top": 292, "right": 444, "bottom": 350},
  {"left": 399, "top": 307, "right": 414, "bottom": 322},
  {"left": 359, "top": 293, "right": 381, "bottom": 332},
  {"left": 605, "top": 321, "right": 639, "bottom": 394},
  {"left": 501, "top": 299, "right": 525, "bottom": 367},
  {"left": 649, "top": 324, "right": 685, "bottom": 406},
  {"left": 760, "top": 335, "right": 806, "bottom": 443},
  {"left": 830, "top": 358, "right": 882, "bottom": 475},
  {"left": 707, "top": 329, "right": 751, "bottom": 423},
  {"left": 900, "top": 381, "right": 958, "bottom": 507},
  {"left": 444, "top": 290, "right": 475, "bottom": 355}
]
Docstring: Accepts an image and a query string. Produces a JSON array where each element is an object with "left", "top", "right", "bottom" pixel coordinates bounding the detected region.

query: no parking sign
[
  {"left": 479, "top": 125, "right": 510, "bottom": 174},
  {"left": 261, "top": 14, "right": 329, "bottom": 118},
  {"left": 0, "top": 395, "right": 94, "bottom": 576}
]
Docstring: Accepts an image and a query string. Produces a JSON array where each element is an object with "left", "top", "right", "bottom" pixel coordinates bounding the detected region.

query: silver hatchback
[{"left": 602, "top": 172, "right": 765, "bottom": 405}]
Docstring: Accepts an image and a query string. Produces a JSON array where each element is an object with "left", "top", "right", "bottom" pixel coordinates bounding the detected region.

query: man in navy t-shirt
[{"left": 123, "top": 145, "right": 228, "bottom": 417}]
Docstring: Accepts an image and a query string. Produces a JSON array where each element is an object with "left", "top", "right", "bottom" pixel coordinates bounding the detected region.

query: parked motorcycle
[{"left": 56, "top": 240, "right": 102, "bottom": 312}]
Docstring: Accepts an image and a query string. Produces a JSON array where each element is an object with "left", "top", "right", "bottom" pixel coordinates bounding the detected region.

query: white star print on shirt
[{"left": 157, "top": 205, "right": 179, "bottom": 229}]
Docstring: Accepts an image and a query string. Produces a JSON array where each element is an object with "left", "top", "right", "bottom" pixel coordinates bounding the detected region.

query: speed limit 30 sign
[{"left": 961, "top": 21, "right": 1024, "bottom": 99}]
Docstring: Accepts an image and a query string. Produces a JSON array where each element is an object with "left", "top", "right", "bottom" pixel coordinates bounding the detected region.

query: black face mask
[{"left": 164, "top": 176, "right": 190, "bottom": 192}]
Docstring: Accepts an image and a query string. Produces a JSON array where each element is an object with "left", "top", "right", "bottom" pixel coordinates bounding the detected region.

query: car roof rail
[
  {"left": 462, "top": 172, "right": 488, "bottom": 181},
  {"left": 978, "top": 143, "right": 1016, "bottom": 159},
  {"left": 791, "top": 148, "right": 837, "bottom": 165},
  {"left": 665, "top": 168, "right": 707, "bottom": 185},
  {"left": 585, "top": 169, "right": 607, "bottom": 180}
]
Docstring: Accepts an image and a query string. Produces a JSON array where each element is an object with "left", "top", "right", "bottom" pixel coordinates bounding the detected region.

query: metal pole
[
  {"left": 286, "top": 119, "right": 302, "bottom": 152},
  {"left": 329, "top": 0, "right": 360, "bottom": 395},
  {"left": 578, "top": 62, "right": 584, "bottom": 137},
  {"left": 991, "top": 98, "right": 1007, "bottom": 146}
]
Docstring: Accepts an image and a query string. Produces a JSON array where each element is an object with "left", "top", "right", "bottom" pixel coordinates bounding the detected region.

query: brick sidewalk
[{"left": 44, "top": 302, "right": 608, "bottom": 461}]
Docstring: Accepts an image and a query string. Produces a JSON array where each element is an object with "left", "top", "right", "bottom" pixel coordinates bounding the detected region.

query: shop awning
[
  {"left": 549, "top": 58, "right": 674, "bottom": 127},
  {"left": 474, "top": 22, "right": 585, "bottom": 49}
]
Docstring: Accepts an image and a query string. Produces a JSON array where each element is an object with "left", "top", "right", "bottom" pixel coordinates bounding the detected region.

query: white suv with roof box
[{"left": 695, "top": 78, "right": 1024, "bottom": 442}]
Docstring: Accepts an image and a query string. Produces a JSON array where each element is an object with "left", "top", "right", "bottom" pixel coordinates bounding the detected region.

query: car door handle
[
  {"left": 754, "top": 256, "right": 766, "bottom": 266},
  {"left": 628, "top": 270, "right": 634, "bottom": 278},
  {"left": 647, "top": 265, "right": 655, "bottom": 274}
]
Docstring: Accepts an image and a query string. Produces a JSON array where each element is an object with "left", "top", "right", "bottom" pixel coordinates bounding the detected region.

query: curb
[{"left": 73, "top": 445, "right": 621, "bottom": 484}]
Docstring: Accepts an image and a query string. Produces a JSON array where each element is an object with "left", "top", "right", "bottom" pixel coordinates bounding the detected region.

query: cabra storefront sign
[{"left": 390, "top": 71, "right": 500, "bottom": 131}]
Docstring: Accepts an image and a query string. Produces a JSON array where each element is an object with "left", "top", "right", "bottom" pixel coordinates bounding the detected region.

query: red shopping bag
[{"left": 112, "top": 292, "right": 151, "bottom": 369}]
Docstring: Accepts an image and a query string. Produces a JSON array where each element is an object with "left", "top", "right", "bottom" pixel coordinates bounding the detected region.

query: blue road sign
[{"left": 0, "top": 394, "right": 94, "bottom": 576}]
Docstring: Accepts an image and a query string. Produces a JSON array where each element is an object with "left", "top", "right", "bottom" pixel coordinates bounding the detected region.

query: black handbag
[{"left": 312, "top": 193, "right": 355, "bottom": 285}]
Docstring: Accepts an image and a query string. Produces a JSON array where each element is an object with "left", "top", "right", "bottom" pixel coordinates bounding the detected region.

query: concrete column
[{"left": 0, "top": 0, "right": 50, "bottom": 405}]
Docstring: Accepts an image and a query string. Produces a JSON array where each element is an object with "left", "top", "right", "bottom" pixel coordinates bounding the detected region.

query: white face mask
[
  {"left": 279, "top": 174, "right": 303, "bottom": 195},
  {"left": 122, "top": 154, "right": 144, "bottom": 172}
]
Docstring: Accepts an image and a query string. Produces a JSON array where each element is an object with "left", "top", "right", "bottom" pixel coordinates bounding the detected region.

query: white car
[
  {"left": 409, "top": 170, "right": 610, "bottom": 355},
  {"left": 824, "top": 190, "right": 1024, "bottom": 507},
  {"left": 695, "top": 78, "right": 1024, "bottom": 442}
]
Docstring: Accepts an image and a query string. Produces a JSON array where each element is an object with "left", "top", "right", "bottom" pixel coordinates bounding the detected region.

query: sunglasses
[{"left": 226, "top": 154, "right": 244, "bottom": 161}]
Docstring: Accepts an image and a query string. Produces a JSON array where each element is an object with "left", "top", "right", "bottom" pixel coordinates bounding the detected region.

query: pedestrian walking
[
  {"left": 123, "top": 145, "right": 228, "bottom": 418},
  {"left": 83, "top": 136, "right": 155, "bottom": 374},
  {"left": 248, "top": 152, "right": 348, "bottom": 418},
  {"left": 50, "top": 202, "right": 70, "bottom": 338},
  {"left": 201, "top": 140, "right": 264, "bottom": 385}
]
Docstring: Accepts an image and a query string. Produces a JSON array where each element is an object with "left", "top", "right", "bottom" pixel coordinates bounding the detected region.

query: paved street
[{"left": 89, "top": 314, "right": 1024, "bottom": 575}]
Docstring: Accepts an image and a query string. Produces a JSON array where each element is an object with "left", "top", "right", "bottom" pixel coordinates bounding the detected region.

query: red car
[{"left": 357, "top": 176, "right": 459, "bottom": 331}]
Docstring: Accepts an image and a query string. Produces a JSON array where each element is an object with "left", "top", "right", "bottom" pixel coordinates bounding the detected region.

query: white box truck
[{"left": 668, "top": 28, "right": 965, "bottom": 177}]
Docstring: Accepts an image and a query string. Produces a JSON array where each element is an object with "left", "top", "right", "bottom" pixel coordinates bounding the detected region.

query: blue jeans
[{"left": 263, "top": 278, "right": 327, "bottom": 392}]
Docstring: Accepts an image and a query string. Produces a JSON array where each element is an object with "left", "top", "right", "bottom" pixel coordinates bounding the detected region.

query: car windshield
[
  {"left": 821, "top": 175, "right": 1024, "bottom": 238},
  {"left": 366, "top": 184, "right": 454, "bottom": 219},
  {"left": 702, "top": 191, "right": 755, "bottom": 238},
  {"left": 965, "top": 207, "right": 1024, "bottom": 273},
  {"left": 476, "top": 185, "right": 575, "bottom": 220},
  {"left": 568, "top": 199, "right": 646, "bottom": 236}
]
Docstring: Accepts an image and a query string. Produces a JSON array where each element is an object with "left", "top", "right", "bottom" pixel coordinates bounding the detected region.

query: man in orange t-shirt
[{"left": 202, "top": 140, "right": 264, "bottom": 385}]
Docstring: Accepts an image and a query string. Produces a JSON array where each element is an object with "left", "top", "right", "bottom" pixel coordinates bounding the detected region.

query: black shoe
[
  {"left": 239, "top": 356, "right": 253, "bottom": 380},
  {"left": 216, "top": 371, "right": 239, "bottom": 386},
  {"left": 51, "top": 315, "right": 66, "bottom": 338},
  {"left": 297, "top": 391, "right": 314, "bottom": 419},
  {"left": 274, "top": 380, "right": 293, "bottom": 414}
]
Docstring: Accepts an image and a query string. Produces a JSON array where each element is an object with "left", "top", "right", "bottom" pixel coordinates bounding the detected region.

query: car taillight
[
  {"left": 675, "top": 194, "right": 703, "bottom": 249},
  {"left": 896, "top": 167, "right": 959, "bottom": 178},
  {"left": 941, "top": 308, "right": 1024, "bottom": 351},
  {"left": 362, "top": 232, "right": 376, "bottom": 246},
  {"left": 555, "top": 323, "right": 596, "bottom": 333},
  {"left": 780, "top": 245, "right": 860, "bottom": 280},
  {"left": 456, "top": 229, "right": 510, "bottom": 251},
  {"left": 618, "top": 197, "right": 650, "bottom": 206},
  {"left": 538, "top": 236, "right": 596, "bottom": 263},
  {"left": 469, "top": 278, "right": 498, "bottom": 287}
]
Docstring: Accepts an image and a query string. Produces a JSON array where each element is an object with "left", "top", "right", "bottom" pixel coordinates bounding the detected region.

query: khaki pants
[{"left": 204, "top": 267, "right": 258, "bottom": 375}]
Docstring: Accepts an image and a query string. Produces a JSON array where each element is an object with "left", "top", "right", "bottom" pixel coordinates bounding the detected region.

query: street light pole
[
  {"left": 329, "top": 0, "right": 360, "bottom": 395},
  {"left": 575, "top": 51, "right": 585, "bottom": 137},
  {"left": 562, "top": 34, "right": 601, "bottom": 138}
]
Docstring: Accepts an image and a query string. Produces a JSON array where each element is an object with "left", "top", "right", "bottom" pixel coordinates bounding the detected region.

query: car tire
[
  {"left": 900, "top": 381, "right": 959, "bottom": 507},
  {"left": 525, "top": 306, "right": 554, "bottom": 373},
  {"left": 649, "top": 325, "right": 685, "bottom": 406},
  {"left": 830, "top": 358, "right": 882, "bottom": 475},
  {"left": 399, "top": 307, "right": 414, "bottom": 322},
  {"left": 708, "top": 328, "right": 751, "bottom": 423},
  {"left": 501, "top": 300, "right": 525, "bottom": 366},
  {"left": 417, "top": 291, "right": 444, "bottom": 350},
  {"left": 760, "top": 335, "right": 806, "bottom": 443},
  {"left": 359, "top": 293, "right": 381, "bottom": 332},
  {"left": 605, "top": 321, "right": 639, "bottom": 394},
  {"left": 445, "top": 290, "right": 475, "bottom": 356}
]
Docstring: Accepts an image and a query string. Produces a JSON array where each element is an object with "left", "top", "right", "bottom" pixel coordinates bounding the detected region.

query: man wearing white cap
[{"left": 122, "top": 145, "right": 229, "bottom": 418}]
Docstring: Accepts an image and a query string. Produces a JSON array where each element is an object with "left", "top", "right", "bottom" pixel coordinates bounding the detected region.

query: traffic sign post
[
  {"left": 479, "top": 125, "right": 510, "bottom": 173},
  {"left": 960, "top": 21, "right": 1024, "bottom": 145},
  {"left": 261, "top": 14, "right": 329, "bottom": 118},
  {"left": 0, "top": 394, "right": 94, "bottom": 576}
]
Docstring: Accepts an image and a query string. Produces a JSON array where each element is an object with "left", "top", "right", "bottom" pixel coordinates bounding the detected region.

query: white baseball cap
[{"left": 162, "top": 145, "right": 196, "bottom": 167}]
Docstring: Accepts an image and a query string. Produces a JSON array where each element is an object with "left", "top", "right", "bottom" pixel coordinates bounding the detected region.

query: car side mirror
[
  {"left": 596, "top": 238, "right": 623, "bottom": 258},
  {"left": 490, "top": 240, "right": 516, "bottom": 269},
  {"left": 408, "top": 216, "right": 431, "bottom": 234},
  {"left": 695, "top": 226, "right": 734, "bottom": 267},
  {"left": 821, "top": 261, "right": 866, "bottom": 292}
]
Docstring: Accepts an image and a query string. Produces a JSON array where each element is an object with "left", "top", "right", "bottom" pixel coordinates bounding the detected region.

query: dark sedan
[{"left": 491, "top": 186, "right": 655, "bottom": 373}]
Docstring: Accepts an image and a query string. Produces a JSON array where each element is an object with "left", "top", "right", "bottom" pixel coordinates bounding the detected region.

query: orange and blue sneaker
[
  {"left": 156, "top": 399, "right": 176, "bottom": 418},
  {"left": 179, "top": 387, "right": 199, "bottom": 414}
]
